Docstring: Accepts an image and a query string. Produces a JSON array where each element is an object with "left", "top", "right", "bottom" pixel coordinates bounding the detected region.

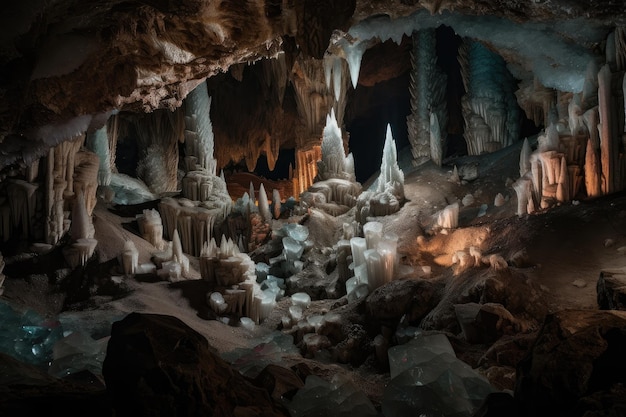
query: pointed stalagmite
[{"left": 258, "top": 183, "right": 271, "bottom": 223}]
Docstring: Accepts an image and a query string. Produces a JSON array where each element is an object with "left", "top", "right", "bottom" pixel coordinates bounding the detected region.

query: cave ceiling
[{"left": 0, "top": 0, "right": 625, "bottom": 172}]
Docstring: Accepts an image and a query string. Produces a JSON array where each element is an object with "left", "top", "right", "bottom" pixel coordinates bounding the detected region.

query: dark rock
[
  {"left": 365, "top": 278, "right": 442, "bottom": 326},
  {"left": 515, "top": 309, "right": 626, "bottom": 417},
  {"left": 102, "top": 312, "right": 289, "bottom": 417},
  {"left": 472, "top": 391, "right": 522, "bottom": 417},
  {"left": 0, "top": 352, "right": 112, "bottom": 417},
  {"left": 252, "top": 364, "right": 304, "bottom": 402},
  {"left": 455, "top": 302, "right": 525, "bottom": 344},
  {"left": 597, "top": 269, "right": 626, "bottom": 310}
]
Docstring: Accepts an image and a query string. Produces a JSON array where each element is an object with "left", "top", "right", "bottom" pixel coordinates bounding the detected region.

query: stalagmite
[
  {"left": 556, "top": 156, "right": 569, "bottom": 203},
  {"left": 513, "top": 177, "right": 533, "bottom": 217},
  {"left": 356, "top": 124, "right": 405, "bottom": 223},
  {"left": 494, "top": 193, "right": 506, "bottom": 207},
  {"left": 434, "top": 203, "right": 459, "bottom": 229},
  {"left": 519, "top": 138, "right": 532, "bottom": 178},
  {"left": 272, "top": 189, "right": 282, "bottom": 219},
  {"left": 121, "top": 240, "right": 139, "bottom": 275},
  {"left": 430, "top": 113, "right": 443, "bottom": 167},
  {"left": 85, "top": 126, "right": 112, "bottom": 187},
  {"left": 584, "top": 138, "right": 602, "bottom": 198},
  {"left": 136, "top": 209, "right": 165, "bottom": 250},
  {"left": 258, "top": 183, "right": 271, "bottom": 223},
  {"left": 70, "top": 189, "right": 94, "bottom": 241},
  {"left": 184, "top": 81, "right": 217, "bottom": 174},
  {"left": 303, "top": 109, "right": 362, "bottom": 216},
  {"left": 598, "top": 64, "right": 617, "bottom": 194}
]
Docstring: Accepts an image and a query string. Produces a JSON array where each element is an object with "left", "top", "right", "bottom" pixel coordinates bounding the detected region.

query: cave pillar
[{"left": 407, "top": 28, "right": 448, "bottom": 165}]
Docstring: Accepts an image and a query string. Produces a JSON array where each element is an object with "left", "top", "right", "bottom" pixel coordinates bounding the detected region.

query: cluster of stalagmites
[{"left": 512, "top": 59, "right": 626, "bottom": 216}]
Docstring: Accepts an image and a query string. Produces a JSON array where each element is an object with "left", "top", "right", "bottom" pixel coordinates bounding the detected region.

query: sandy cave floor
[{"left": 3, "top": 142, "right": 626, "bottom": 405}]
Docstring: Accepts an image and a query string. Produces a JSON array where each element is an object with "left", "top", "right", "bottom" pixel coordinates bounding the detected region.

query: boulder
[
  {"left": 597, "top": 269, "right": 626, "bottom": 310},
  {"left": 102, "top": 312, "right": 289, "bottom": 417},
  {"left": 365, "top": 278, "right": 442, "bottom": 326},
  {"left": 515, "top": 309, "right": 626, "bottom": 417}
]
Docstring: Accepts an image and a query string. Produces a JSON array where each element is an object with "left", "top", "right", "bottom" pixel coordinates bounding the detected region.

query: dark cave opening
[
  {"left": 346, "top": 72, "right": 412, "bottom": 184},
  {"left": 115, "top": 123, "right": 140, "bottom": 178},
  {"left": 436, "top": 25, "right": 467, "bottom": 158},
  {"left": 253, "top": 148, "right": 295, "bottom": 181},
  {"left": 220, "top": 148, "right": 295, "bottom": 182}
]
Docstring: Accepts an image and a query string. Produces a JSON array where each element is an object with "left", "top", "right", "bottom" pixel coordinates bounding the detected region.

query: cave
[{"left": 1, "top": 2, "right": 626, "bottom": 417}]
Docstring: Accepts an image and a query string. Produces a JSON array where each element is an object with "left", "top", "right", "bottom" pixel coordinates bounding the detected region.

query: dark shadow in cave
[
  {"left": 346, "top": 72, "right": 411, "bottom": 184},
  {"left": 253, "top": 148, "right": 295, "bottom": 181},
  {"left": 115, "top": 122, "right": 140, "bottom": 177}
]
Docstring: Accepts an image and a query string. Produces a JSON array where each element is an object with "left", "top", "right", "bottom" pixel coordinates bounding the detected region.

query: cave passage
[{"left": 346, "top": 72, "right": 411, "bottom": 184}]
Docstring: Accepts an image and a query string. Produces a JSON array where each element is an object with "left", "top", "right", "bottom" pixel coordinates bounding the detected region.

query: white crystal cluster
[
  {"left": 513, "top": 57, "right": 626, "bottom": 216},
  {"left": 356, "top": 124, "right": 405, "bottom": 223},
  {"left": 203, "top": 235, "right": 282, "bottom": 324},
  {"left": 301, "top": 110, "right": 362, "bottom": 216},
  {"left": 269, "top": 223, "right": 311, "bottom": 276},
  {"left": 344, "top": 220, "right": 398, "bottom": 300}
]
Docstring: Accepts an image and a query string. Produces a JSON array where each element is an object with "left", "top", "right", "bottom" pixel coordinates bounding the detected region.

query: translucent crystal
[
  {"left": 363, "top": 221, "right": 383, "bottom": 250},
  {"left": 350, "top": 237, "right": 367, "bottom": 268},
  {"left": 388, "top": 333, "right": 455, "bottom": 379},
  {"left": 291, "top": 292, "right": 311, "bottom": 308},
  {"left": 286, "top": 374, "right": 377, "bottom": 417},
  {"left": 283, "top": 236, "right": 304, "bottom": 260},
  {"left": 283, "top": 223, "right": 309, "bottom": 242}
]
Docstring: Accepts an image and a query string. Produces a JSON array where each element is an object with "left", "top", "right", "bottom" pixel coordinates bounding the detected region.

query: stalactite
[
  {"left": 291, "top": 57, "right": 342, "bottom": 143},
  {"left": 515, "top": 78, "right": 556, "bottom": 128},
  {"left": 614, "top": 27, "right": 626, "bottom": 72},
  {"left": 262, "top": 52, "right": 288, "bottom": 105},
  {"left": 407, "top": 29, "right": 448, "bottom": 164},
  {"left": 6, "top": 179, "right": 40, "bottom": 240}
]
